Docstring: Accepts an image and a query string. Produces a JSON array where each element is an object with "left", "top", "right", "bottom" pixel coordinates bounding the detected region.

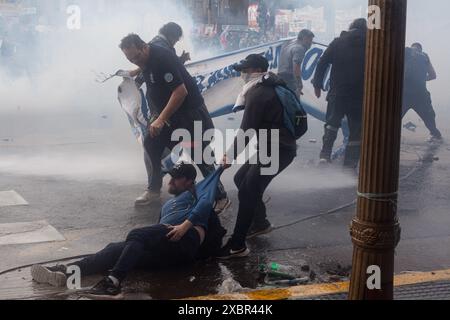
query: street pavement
[{"left": 0, "top": 108, "right": 449, "bottom": 300}]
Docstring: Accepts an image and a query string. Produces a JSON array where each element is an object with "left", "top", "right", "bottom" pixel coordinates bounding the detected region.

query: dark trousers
[
  {"left": 321, "top": 96, "right": 363, "bottom": 167},
  {"left": 144, "top": 117, "right": 227, "bottom": 200},
  {"left": 71, "top": 225, "right": 200, "bottom": 282},
  {"left": 230, "top": 150, "right": 296, "bottom": 248},
  {"left": 144, "top": 149, "right": 153, "bottom": 190},
  {"left": 403, "top": 90, "right": 442, "bottom": 138}
]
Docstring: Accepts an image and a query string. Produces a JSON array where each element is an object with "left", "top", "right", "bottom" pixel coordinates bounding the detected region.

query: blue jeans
[{"left": 71, "top": 225, "right": 201, "bottom": 282}]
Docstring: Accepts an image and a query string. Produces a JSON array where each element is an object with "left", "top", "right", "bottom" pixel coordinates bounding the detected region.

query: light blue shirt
[{"left": 159, "top": 168, "right": 224, "bottom": 230}]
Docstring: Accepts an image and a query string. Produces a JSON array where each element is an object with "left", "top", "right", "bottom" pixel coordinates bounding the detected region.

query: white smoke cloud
[
  {"left": 406, "top": 0, "right": 450, "bottom": 113},
  {"left": 0, "top": 0, "right": 194, "bottom": 114},
  {"left": 1, "top": 0, "right": 449, "bottom": 183}
]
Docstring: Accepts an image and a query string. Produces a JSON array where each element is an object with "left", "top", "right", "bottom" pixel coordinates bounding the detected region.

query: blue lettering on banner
[
  {"left": 194, "top": 44, "right": 282, "bottom": 93},
  {"left": 324, "top": 65, "right": 332, "bottom": 91},
  {"left": 193, "top": 43, "right": 330, "bottom": 94},
  {"left": 302, "top": 47, "right": 324, "bottom": 81},
  {"left": 194, "top": 64, "right": 241, "bottom": 94},
  {"left": 195, "top": 75, "right": 206, "bottom": 93}
]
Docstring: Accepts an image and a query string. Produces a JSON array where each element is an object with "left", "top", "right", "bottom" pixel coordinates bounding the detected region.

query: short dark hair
[
  {"left": 298, "top": 29, "right": 315, "bottom": 41},
  {"left": 159, "top": 22, "right": 183, "bottom": 40},
  {"left": 119, "top": 33, "right": 147, "bottom": 50},
  {"left": 350, "top": 18, "right": 368, "bottom": 31},
  {"left": 411, "top": 42, "right": 423, "bottom": 51}
]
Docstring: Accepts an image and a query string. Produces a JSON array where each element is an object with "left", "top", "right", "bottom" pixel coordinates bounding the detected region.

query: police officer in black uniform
[
  {"left": 313, "top": 18, "right": 367, "bottom": 168},
  {"left": 134, "top": 22, "right": 190, "bottom": 87},
  {"left": 403, "top": 43, "right": 442, "bottom": 143},
  {"left": 132, "top": 23, "right": 189, "bottom": 206},
  {"left": 120, "top": 34, "right": 229, "bottom": 210}
]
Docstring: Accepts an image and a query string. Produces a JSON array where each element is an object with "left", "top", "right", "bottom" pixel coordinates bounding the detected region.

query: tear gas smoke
[{"left": 0, "top": 0, "right": 449, "bottom": 185}]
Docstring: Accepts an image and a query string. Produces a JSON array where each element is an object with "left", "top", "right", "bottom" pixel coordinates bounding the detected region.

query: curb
[{"left": 185, "top": 269, "right": 450, "bottom": 300}]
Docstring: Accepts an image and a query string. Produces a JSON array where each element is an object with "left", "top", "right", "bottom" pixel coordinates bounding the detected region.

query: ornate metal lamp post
[{"left": 349, "top": 0, "right": 408, "bottom": 300}]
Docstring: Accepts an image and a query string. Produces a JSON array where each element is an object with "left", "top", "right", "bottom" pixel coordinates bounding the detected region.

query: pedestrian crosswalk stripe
[
  {"left": 0, "top": 220, "right": 65, "bottom": 246},
  {"left": 0, "top": 191, "right": 29, "bottom": 208}
]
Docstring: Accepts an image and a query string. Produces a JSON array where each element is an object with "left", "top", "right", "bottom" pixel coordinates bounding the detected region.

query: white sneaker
[
  {"left": 31, "top": 265, "right": 67, "bottom": 288},
  {"left": 135, "top": 191, "right": 161, "bottom": 206},
  {"left": 214, "top": 198, "right": 231, "bottom": 214},
  {"left": 318, "top": 158, "right": 331, "bottom": 166}
]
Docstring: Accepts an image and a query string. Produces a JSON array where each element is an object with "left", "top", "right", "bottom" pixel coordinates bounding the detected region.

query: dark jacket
[
  {"left": 313, "top": 28, "right": 367, "bottom": 101},
  {"left": 150, "top": 35, "right": 176, "bottom": 54},
  {"left": 232, "top": 72, "right": 298, "bottom": 158},
  {"left": 404, "top": 47, "right": 431, "bottom": 93},
  {"left": 135, "top": 36, "right": 175, "bottom": 88}
]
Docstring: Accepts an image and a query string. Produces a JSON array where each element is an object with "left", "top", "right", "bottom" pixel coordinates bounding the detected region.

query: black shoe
[
  {"left": 247, "top": 220, "right": 274, "bottom": 240},
  {"left": 31, "top": 264, "right": 68, "bottom": 287},
  {"left": 217, "top": 241, "right": 250, "bottom": 260},
  {"left": 87, "top": 277, "right": 121, "bottom": 297}
]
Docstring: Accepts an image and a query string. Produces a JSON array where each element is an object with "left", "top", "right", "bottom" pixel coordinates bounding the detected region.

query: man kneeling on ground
[{"left": 31, "top": 163, "right": 229, "bottom": 297}]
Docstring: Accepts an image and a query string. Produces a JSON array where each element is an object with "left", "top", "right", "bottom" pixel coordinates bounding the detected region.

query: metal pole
[{"left": 349, "top": 0, "right": 408, "bottom": 300}]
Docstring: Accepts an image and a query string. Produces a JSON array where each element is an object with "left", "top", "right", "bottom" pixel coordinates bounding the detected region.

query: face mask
[
  {"left": 241, "top": 72, "right": 264, "bottom": 84},
  {"left": 241, "top": 73, "right": 252, "bottom": 84}
]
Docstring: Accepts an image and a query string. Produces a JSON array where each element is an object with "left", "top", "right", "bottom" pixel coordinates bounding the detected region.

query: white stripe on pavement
[
  {"left": 0, "top": 190, "right": 29, "bottom": 208},
  {"left": 0, "top": 220, "right": 65, "bottom": 246}
]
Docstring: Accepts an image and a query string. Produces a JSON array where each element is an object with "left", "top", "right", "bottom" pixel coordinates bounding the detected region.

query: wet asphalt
[{"left": 0, "top": 108, "right": 449, "bottom": 299}]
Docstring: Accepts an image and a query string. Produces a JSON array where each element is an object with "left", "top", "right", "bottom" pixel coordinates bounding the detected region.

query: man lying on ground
[{"left": 31, "top": 163, "right": 229, "bottom": 297}]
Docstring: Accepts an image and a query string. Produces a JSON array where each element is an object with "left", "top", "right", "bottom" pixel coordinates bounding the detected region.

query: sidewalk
[{"left": 186, "top": 269, "right": 450, "bottom": 300}]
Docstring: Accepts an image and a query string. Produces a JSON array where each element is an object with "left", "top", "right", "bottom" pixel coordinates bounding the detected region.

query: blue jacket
[{"left": 159, "top": 167, "right": 224, "bottom": 230}]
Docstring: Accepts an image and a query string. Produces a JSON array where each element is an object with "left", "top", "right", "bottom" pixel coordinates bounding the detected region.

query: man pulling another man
[
  {"left": 120, "top": 33, "right": 230, "bottom": 213},
  {"left": 31, "top": 163, "right": 229, "bottom": 297}
]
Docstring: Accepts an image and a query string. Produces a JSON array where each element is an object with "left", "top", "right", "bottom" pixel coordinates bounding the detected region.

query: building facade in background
[{"left": 183, "top": 0, "right": 249, "bottom": 25}]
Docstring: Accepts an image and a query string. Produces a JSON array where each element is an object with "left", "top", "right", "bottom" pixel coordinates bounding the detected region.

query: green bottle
[{"left": 259, "top": 262, "right": 297, "bottom": 280}]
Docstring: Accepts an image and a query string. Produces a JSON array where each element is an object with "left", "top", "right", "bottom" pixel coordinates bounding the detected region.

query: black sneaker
[
  {"left": 31, "top": 264, "right": 68, "bottom": 287},
  {"left": 87, "top": 277, "right": 122, "bottom": 297},
  {"left": 217, "top": 242, "right": 250, "bottom": 260},
  {"left": 247, "top": 221, "right": 274, "bottom": 240}
]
